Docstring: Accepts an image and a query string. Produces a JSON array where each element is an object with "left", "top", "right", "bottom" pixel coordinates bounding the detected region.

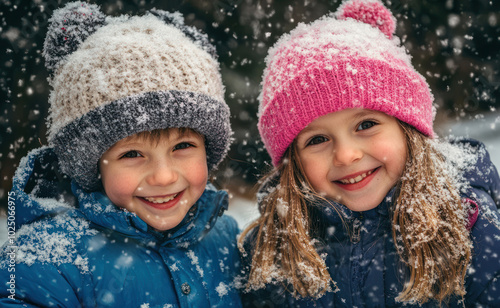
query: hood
[
  {"left": 11, "top": 147, "right": 229, "bottom": 246},
  {"left": 455, "top": 138, "right": 500, "bottom": 207},
  {"left": 11, "top": 147, "right": 75, "bottom": 231}
]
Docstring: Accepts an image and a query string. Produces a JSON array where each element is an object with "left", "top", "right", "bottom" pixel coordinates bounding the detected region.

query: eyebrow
[
  {"left": 299, "top": 124, "right": 318, "bottom": 136},
  {"left": 298, "top": 109, "right": 380, "bottom": 136},
  {"left": 117, "top": 131, "right": 204, "bottom": 147},
  {"left": 352, "top": 109, "right": 379, "bottom": 119},
  {"left": 114, "top": 140, "right": 144, "bottom": 147},
  {"left": 106, "top": 141, "right": 144, "bottom": 154}
]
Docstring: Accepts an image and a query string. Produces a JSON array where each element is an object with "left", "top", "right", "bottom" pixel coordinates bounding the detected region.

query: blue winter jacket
[
  {"left": 241, "top": 139, "right": 500, "bottom": 307},
  {"left": 0, "top": 147, "right": 243, "bottom": 307}
]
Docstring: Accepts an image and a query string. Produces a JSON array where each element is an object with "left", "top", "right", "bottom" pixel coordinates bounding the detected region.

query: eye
[
  {"left": 357, "top": 120, "right": 377, "bottom": 131},
  {"left": 174, "top": 142, "right": 195, "bottom": 151},
  {"left": 120, "top": 150, "right": 142, "bottom": 159},
  {"left": 307, "top": 136, "right": 328, "bottom": 146}
]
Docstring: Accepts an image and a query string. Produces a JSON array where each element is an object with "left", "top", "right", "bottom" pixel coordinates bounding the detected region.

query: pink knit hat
[{"left": 258, "top": 0, "right": 435, "bottom": 166}]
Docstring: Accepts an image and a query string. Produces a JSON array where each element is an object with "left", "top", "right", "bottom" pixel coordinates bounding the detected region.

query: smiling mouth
[
  {"left": 337, "top": 168, "right": 378, "bottom": 184},
  {"left": 142, "top": 193, "right": 179, "bottom": 204}
]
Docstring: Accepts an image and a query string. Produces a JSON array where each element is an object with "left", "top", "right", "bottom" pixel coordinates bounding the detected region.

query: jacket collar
[
  {"left": 311, "top": 189, "right": 394, "bottom": 243},
  {"left": 316, "top": 189, "right": 394, "bottom": 226},
  {"left": 73, "top": 183, "right": 228, "bottom": 246}
]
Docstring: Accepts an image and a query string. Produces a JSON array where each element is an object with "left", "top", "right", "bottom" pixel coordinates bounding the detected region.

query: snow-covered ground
[
  {"left": 437, "top": 111, "right": 500, "bottom": 169},
  {"left": 226, "top": 196, "right": 260, "bottom": 229}
]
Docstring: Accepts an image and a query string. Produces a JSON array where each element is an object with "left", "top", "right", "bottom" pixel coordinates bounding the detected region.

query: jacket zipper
[
  {"left": 352, "top": 215, "right": 362, "bottom": 244},
  {"left": 351, "top": 213, "right": 363, "bottom": 307}
]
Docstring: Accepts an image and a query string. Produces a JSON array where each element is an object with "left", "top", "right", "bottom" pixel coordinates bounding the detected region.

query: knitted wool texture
[
  {"left": 258, "top": 0, "right": 435, "bottom": 166},
  {"left": 43, "top": 2, "right": 231, "bottom": 191}
]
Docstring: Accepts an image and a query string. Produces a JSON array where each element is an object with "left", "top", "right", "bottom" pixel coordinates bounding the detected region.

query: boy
[{"left": 0, "top": 2, "right": 242, "bottom": 307}]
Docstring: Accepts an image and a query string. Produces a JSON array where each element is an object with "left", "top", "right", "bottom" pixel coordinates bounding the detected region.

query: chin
[
  {"left": 343, "top": 201, "right": 380, "bottom": 212},
  {"left": 148, "top": 219, "right": 183, "bottom": 232}
]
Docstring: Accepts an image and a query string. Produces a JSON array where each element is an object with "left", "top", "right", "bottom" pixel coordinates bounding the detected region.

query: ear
[
  {"left": 43, "top": 1, "right": 106, "bottom": 73},
  {"left": 149, "top": 9, "right": 218, "bottom": 59}
]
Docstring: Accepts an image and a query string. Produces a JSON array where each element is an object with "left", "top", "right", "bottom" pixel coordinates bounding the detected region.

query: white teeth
[
  {"left": 144, "top": 194, "right": 178, "bottom": 204},
  {"left": 340, "top": 170, "right": 374, "bottom": 184}
]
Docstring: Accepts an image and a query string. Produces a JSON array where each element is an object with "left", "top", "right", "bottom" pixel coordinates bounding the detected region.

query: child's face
[
  {"left": 99, "top": 129, "right": 208, "bottom": 231},
  {"left": 296, "top": 109, "right": 407, "bottom": 212}
]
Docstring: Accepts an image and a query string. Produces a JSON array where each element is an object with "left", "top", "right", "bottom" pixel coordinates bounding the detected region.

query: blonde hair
[{"left": 239, "top": 122, "right": 471, "bottom": 305}]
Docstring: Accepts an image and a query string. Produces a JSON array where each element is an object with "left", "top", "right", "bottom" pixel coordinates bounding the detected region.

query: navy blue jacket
[
  {"left": 241, "top": 139, "right": 500, "bottom": 307},
  {"left": 0, "top": 147, "right": 243, "bottom": 307}
]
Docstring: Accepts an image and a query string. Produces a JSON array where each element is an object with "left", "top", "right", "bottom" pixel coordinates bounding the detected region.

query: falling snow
[{"left": 1, "top": 0, "right": 500, "bottom": 306}]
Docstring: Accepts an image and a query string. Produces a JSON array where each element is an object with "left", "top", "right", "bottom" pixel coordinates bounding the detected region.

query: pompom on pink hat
[{"left": 258, "top": 0, "right": 435, "bottom": 166}]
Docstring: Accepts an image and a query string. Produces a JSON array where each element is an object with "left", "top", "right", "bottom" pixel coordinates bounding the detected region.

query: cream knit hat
[{"left": 43, "top": 2, "right": 232, "bottom": 190}]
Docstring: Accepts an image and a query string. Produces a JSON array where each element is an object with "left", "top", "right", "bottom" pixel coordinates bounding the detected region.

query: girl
[{"left": 239, "top": 0, "right": 500, "bottom": 307}]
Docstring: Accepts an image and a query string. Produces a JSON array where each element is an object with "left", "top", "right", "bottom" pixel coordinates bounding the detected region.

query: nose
[
  {"left": 332, "top": 139, "right": 363, "bottom": 166},
  {"left": 145, "top": 159, "right": 178, "bottom": 186}
]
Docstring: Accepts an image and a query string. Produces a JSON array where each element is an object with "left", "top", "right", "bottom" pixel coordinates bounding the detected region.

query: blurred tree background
[{"left": 1, "top": 0, "right": 499, "bottom": 212}]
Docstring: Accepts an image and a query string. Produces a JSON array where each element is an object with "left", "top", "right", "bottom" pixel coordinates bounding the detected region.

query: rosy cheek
[
  {"left": 303, "top": 165, "right": 322, "bottom": 191},
  {"left": 103, "top": 172, "right": 138, "bottom": 206},
  {"left": 188, "top": 161, "right": 208, "bottom": 191},
  {"left": 194, "top": 165, "right": 208, "bottom": 186}
]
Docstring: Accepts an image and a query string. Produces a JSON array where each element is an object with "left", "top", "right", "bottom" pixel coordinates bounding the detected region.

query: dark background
[{"left": 1, "top": 0, "right": 499, "bottom": 212}]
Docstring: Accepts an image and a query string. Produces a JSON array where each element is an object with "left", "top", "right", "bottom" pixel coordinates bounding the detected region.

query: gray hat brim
[{"left": 51, "top": 90, "right": 232, "bottom": 191}]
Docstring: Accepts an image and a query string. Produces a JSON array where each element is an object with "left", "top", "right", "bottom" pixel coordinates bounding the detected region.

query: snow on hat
[
  {"left": 258, "top": 0, "right": 435, "bottom": 166},
  {"left": 43, "top": 2, "right": 232, "bottom": 191}
]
